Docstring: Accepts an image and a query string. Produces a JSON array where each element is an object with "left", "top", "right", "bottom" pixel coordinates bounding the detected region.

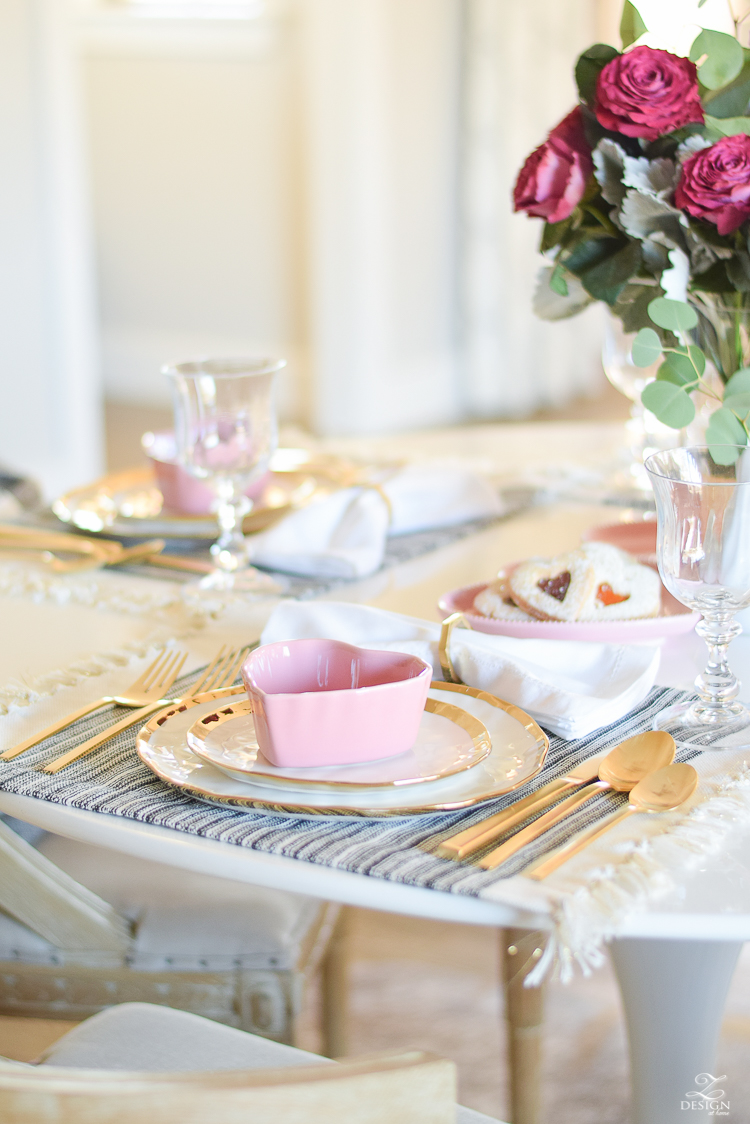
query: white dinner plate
[
  {"left": 136, "top": 684, "right": 549, "bottom": 818},
  {"left": 185, "top": 696, "right": 491, "bottom": 791}
]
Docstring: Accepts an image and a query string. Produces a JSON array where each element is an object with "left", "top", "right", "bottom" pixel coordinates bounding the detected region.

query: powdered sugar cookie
[
  {"left": 578, "top": 542, "right": 661, "bottom": 620},
  {"left": 473, "top": 576, "right": 535, "bottom": 621},
  {"left": 508, "top": 550, "right": 597, "bottom": 622}
]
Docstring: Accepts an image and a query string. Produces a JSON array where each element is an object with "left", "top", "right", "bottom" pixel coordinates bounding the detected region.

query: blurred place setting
[{"left": 3, "top": 2, "right": 750, "bottom": 1124}]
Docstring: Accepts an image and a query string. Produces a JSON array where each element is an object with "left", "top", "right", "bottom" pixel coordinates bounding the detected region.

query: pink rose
[
  {"left": 595, "top": 46, "right": 703, "bottom": 141},
  {"left": 513, "top": 108, "right": 593, "bottom": 224},
  {"left": 675, "top": 135, "right": 750, "bottom": 235}
]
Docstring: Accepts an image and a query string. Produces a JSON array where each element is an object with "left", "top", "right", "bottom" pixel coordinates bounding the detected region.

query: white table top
[{"left": 2, "top": 420, "right": 750, "bottom": 940}]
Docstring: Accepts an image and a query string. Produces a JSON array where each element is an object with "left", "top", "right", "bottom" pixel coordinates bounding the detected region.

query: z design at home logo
[{"left": 682, "top": 1073, "right": 730, "bottom": 1116}]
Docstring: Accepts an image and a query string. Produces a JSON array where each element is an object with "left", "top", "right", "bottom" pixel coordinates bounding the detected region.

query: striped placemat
[{"left": 0, "top": 668, "right": 698, "bottom": 896}]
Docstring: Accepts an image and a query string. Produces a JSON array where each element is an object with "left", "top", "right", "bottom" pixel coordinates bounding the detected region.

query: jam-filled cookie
[
  {"left": 508, "top": 550, "right": 597, "bottom": 622},
  {"left": 578, "top": 542, "right": 661, "bottom": 620},
  {"left": 473, "top": 575, "right": 535, "bottom": 621}
]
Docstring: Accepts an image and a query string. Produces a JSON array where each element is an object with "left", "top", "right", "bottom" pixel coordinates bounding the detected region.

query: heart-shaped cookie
[
  {"left": 578, "top": 542, "right": 661, "bottom": 620},
  {"left": 473, "top": 575, "right": 535, "bottom": 621},
  {"left": 508, "top": 551, "right": 596, "bottom": 622}
]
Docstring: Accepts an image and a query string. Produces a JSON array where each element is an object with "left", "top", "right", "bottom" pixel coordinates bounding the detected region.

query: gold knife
[
  {"left": 477, "top": 781, "right": 612, "bottom": 870},
  {"left": 436, "top": 755, "right": 605, "bottom": 860}
]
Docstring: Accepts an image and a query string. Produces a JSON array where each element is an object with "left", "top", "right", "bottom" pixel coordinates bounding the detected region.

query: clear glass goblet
[
  {"left": 646, "top": 445, "right": 750, "bottom": 748},
  {"left": 165, "top": 356, "right": 285, "bottom": 592}
]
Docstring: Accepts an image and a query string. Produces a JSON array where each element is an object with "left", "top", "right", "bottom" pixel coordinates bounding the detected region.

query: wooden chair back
[{"left": 0, "top": 1050, "right": 456, "bottom": 1123}]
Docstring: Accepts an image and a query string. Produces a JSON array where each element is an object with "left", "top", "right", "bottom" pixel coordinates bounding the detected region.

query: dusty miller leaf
[
  {"left": 593, "top": 139, "right": 627, "bottom": 207},
  {"left": 676, "top": 135, "right": 714, "bottom": 163},
  {"left": 619, "top": 190, "right": 684, "bottom": 248},
  {"left": 622, "top": 155, "right": 678, "bottom": 200}
]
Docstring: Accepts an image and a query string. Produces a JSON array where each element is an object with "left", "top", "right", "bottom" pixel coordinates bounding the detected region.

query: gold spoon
[
  {"left": 526, "top": 762, "right": 699, "bottom": 881},
  {"left": 437, "top": 729, "right": 675, "bottom": 860},
  {"left": 477, "top": 731, "right": 676, "bottom": 871}
]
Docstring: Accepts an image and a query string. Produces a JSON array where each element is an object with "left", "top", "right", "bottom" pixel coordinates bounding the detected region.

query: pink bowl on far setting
[
  {"left": 142, "top": 431, "right": 271, "bottom": 515},
  {"left": 241, "top": 639, "right": 432, "bottom": 768}
]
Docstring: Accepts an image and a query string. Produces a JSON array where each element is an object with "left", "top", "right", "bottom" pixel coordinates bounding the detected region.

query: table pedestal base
[{"left": 610, "top": 937, "right": 743, "bottom": 1124}]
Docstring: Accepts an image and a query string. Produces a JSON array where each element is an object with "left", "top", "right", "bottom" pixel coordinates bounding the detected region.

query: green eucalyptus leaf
[
  {"left": 620, "top": 1, "right": 647, "bottom": 49},
  {"left": 632, "top": 327, "right": 663, "bottom": 367},
  {"left": 647, "top": 297, "right": 698, "bottom": 332},
  {"left": 656, "top": 362, "right": 687, "bottom": 387},
  {"left": 549, "top": 264, "right": 569, "bottom": 296},
  {"left": 701, "top": 57, "right": 750, "bottom": 118},
  {"left": 660, "top": 348, "right": 704, "bottom": 384},
  {"left": 705, "top": 407, "right": 748, "bottom": 456},
  {"left": 641, "top": 381, "right": 696, "bottom": 428},
  {"left": 690, "top": 29, "right": 744, "bottom": 91},
  {"left": 708, "top": 443, "right": 744, "bottom": 464},
  {"left": 575, "top": 44, "right": 620, "bottom": 104},
  {"left": 721, "top": 391, "right": 750, "bottom": 418},
  {"left": 724, "top": 367, "right": 750, "bottom": 397},
  {"left": 703, "top": 114, "right": 750, "bottom": 137}
]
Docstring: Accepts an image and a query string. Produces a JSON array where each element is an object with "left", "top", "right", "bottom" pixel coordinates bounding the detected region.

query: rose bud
[{"left": 513, "top": 107, "right": 593, "bottom": 224}]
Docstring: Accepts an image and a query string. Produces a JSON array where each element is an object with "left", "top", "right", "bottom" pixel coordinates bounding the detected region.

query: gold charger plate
[
  {"left": 52, "top": 466, "right": 318, "bottom": 539},
  {"left": 135, "top": 683, "right": 549, "bottom": 818},
  {"left": 185, "top": 696, "right": 491, "bottom": 790}
]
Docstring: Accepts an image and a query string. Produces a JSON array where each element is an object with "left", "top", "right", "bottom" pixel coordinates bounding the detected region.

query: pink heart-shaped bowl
[{"left": 241, "top": 639, "right": 432, "bottom": 768}]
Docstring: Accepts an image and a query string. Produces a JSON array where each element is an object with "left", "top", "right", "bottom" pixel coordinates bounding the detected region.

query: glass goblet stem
[
  {"left": 693, "top": 612, "right": 744, "bottom": 717},
  {"left": 211, "top": 484, "right": 251, "bottom": 575}
]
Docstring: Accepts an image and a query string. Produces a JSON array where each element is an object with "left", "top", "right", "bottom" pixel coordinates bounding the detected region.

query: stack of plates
[{"left": 136, "top": 683, "right": 549, "bottom": 818}]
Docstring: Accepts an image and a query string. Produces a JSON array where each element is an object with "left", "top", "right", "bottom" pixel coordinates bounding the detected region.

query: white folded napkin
[
  {"left": 248, "top": 466, "right": 504, "bottom": 579},
  {"left": 260, "top": 601, "right": 661, "bottom": 740}
]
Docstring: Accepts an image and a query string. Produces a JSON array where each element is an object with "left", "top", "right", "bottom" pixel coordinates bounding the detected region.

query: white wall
[
  {"left": 0, "top": 0, "right": 102, "bottom": 496},
  {"left": 80, "top": 10, "right": 307, "bottom": 419},
  {"left": 79, "top": 0, "right": 609, "bottom": 437}
]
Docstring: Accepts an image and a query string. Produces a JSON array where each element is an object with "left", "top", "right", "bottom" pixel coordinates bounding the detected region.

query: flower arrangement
[{"left": 514, "top": 1, "right": 750, "bottom": 463}]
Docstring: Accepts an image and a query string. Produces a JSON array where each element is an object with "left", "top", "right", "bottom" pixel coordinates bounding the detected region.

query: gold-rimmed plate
[
  {"left": 185, "top": 697, "right": 491, "bottom": 790},
  {"left": 52, "top": 467, "right": 319, "bottom": 539},
  {"left": 135, "top": 683, "right": 549, "bottom": 818}
]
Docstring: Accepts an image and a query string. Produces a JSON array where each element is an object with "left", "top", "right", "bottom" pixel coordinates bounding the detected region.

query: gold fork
[
  {"left": 42, "top": 646, "right": 250, "bottom": 774},
  {"left": 1, "top": 648, "right": 190, "bottom": 761}
]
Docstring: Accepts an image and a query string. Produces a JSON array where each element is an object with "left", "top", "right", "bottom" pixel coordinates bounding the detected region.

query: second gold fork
[{"left": 43, "top": 646, "right": 250, "bottom": 774}]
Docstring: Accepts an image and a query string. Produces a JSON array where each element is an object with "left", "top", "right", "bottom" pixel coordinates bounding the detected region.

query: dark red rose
[
  {"left": 513, "top": 107, "right": 593, "bottom": 224},
  {"left": 675, "top": 135, "right": 750, "bottom": 235},
  {"left": 595, "top": 45, "right": 703, "bottom": 140}
]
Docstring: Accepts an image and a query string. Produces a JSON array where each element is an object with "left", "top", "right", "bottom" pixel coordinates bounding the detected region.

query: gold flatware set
[
  {"left": 0, "top": 524, "right": 167, "bottom": 573},
  {"left": 1, "top": 645, "right": 249, "bottom": 774},
  {"left": 435, "top": 730, "right": 697, "bottom": 880}
]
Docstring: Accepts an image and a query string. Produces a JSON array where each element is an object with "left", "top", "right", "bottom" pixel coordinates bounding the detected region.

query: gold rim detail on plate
[
  {"left": 135, "top": 683, "right": 549, "bottom": 817},
  {"left": 52, "top": 467, "right": 319, "bottom": 538},
  {"left": 185, "top": 696, "right": 491, "bottom": 789}
]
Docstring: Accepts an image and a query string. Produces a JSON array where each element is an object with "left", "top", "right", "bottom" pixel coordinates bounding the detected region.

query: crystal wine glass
[
  {"left": 165, "top": 357, "right": 284, "bottom": 592},
  {"left": 646, "top": 446, "right": 750, "bottom": 748}
]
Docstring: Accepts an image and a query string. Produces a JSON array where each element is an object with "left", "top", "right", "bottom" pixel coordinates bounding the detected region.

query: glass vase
[
  {"left": 690, "top": 292, "right": 750, "bottom": 384},
  {"left": 602, "top": 313, "right": 681, "bottom": 494}
]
